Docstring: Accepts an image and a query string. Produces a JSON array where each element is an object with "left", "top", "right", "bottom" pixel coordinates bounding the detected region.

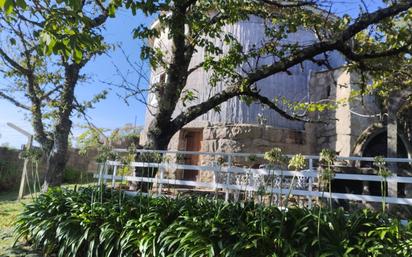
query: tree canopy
[
  {"left": 110, "top": 0, "right": 412, "bottom": 149},
  {"left": 0, "top": 0, "right": 113, "bottom": 187}
]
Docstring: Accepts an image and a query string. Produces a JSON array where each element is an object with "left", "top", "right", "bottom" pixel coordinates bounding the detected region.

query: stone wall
[
  {"left": 308, "top": 68, "right": 382, "bottom": 157},
  {"left": 157, "top": 121, "right": 311, "bottom": 155},
  {"left": 141, "top": 68, "right": 384, "bottom": 161},
  {"left": 0, "top": 147, "right": 98, "bottom": 173},
  {"left": 66, "top": 149, "right": 98, "bottom": 173},
  {"left": 200, "top": 123, "right": 309, "bottom": 154},
  {"left": 160, "top": 123, "right": 311, "bottom": 183}
]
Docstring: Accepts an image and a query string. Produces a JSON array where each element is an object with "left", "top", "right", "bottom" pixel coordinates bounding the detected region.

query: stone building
[
  {"left": 308, "top": 69, "right": 412, "bottom": 160},
  {"left": 140, "top": 13, "right": 412, "bottom": 185}
]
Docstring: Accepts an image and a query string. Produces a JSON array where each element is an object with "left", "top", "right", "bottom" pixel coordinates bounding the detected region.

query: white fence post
[
  {"left": 103, "top": 161, "right": 109, "bottom": 184},
  {"left": 225, "top": 155, "right": 232, "bottom": 202},
  {"left": 112, "top": 164, "right": 118, "bottom": 188},
  {"left": 158, "top": 163, "right": 164, "bottom": 196},
  {"left": 308, "top": 158, "right": 313, "bottom": 209},
  {"left": 97, "top": 163, "right": 104, "bottom": 185},
  {"left": 388, "top": 173, "right": 398, "bottom": 208},
  {"left": 100, "top": 150, "right": 412, "bottom": 213}
]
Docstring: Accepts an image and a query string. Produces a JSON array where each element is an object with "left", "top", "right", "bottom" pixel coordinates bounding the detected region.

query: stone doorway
[
  {"left": 362, "top": 131, "right": 407, "bottom": 159},
  {"left": 362, "top": 130, "right": 408, "bottom": 197}
]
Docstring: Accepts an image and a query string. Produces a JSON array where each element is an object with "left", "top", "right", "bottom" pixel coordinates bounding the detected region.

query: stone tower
[{"left": 140, "top": 15, "right": 346, "bottom": 155}]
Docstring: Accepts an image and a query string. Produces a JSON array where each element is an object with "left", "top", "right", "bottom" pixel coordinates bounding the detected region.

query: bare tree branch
[
  {"left": 339, "top": 44, "right": 411, "bottom": 61},
  {"left": 41, "top": 85, "right": 63, "bottom": 101},
  {"left": 246, "top": 1, "right": 412, "bottom": 84},
  {"left": 245, "top": 90, "right": 313, "bottom": 122},
  {"left": 171, "top": 85, "right": 312, "bottom": 133},
  {"left": 16, "top": 12, "right": 44, "bottom": 27},
  {"left": 0, "top": 91, "right": 30, "bottom": 110},
  {"left": 0, "top": 48, "right": 30, "bottom": 75},
  {"left": 171, "top": 86, "right": 242, "bottom": 132},
  {"left": 88, "top": 1, "right": 109, "bottom": 28}
]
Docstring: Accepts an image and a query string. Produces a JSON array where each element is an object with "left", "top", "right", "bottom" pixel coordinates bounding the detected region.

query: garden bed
[{"left": 15, "top": 186, "right": 412, "bottom": 257}]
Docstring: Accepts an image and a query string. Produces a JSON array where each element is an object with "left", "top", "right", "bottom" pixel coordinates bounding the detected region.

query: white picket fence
[{"left": 95, "top": 149, "right": 412, "bottom": 208}]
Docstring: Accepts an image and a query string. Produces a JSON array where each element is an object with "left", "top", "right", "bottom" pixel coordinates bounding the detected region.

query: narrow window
[
  {"left": 326, "top": 85, "right": 331, "bottom": 97},
  {"left": 159, "top": 73, "right": 166, "bottom": 84}
]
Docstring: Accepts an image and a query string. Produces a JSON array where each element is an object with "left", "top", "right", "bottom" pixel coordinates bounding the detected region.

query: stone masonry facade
[{"left": 140, "top": 68, "right": 412, "bottom": 184}]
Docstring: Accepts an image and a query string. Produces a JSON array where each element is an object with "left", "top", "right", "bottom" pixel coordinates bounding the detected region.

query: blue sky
[
  {"left": 0, "top": 9, "right": 154, "bottom": 148},
  {"left": 0, "top": 1, "right": 385, "bottom": 148}
]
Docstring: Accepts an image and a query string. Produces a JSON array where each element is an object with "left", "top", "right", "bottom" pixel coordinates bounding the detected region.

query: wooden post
[
  {"left": 18, "top": 136, "right": 33, "bottom": 200},
  {"left": 6, "top": 123, "right": 34, "bottom": 201}
]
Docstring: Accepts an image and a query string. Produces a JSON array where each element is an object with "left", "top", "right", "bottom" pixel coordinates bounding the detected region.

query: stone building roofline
[
  {"left": 313, "top": 65, "right": 348, "bottom": 74},
  {"left": 147, "top": 2, "right": 340, "bottom": 47}
]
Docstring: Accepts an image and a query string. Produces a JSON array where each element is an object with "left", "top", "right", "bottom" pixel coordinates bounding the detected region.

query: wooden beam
[
  {"left": 18, "top": 135, "right": 33, "bottom": 200},
  {"left": 7, "top": 122, "right": 32, "bottom": 137},
  {"left": 6, "top": 122, "right": 34, "bottom": 200}
]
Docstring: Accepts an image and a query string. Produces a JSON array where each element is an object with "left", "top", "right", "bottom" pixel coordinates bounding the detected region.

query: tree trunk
[
  {"left": 144, "top": 134, "right": 173, "bottom": 150},
  {"left": 41, "top": 64, "right": 78, "bottom": 191},
  {"left": 41, "top": 123, "right": 71, "bottom": 191},
  {"left": 145, "top": 120, "right": 175, "bottom": 150},
  {"left": 42, "top": 148, "right": 68, "bottom": 190},
  {"left": 131, "top": 122, "right": 174, "bottom": 192}
]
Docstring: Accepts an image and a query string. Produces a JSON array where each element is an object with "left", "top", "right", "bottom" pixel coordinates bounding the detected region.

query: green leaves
[
  {"left": 0, "top": 0, "right": 95, "bottom": 14},
  {"left": 0, "top": 0, "right": 26, "bottom": 14},
  {"left": 8, "top": 37, "right": 16, "bottom": 45},
  {"left": 15, "top": 186, "right": 412, "bottom": 257},
  {"left": 181, "top": 89, "right": 199, "bottom": 107},
  {"left": 0, "top": 0, "right": 14, "bottom": 14},
  {"left": 5, "top": 0, "right": 113, "bottom": 63}
]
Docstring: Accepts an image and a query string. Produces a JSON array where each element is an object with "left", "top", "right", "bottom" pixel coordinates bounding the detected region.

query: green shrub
[
  {"left": 0, "top": 159, "right": 20, "bottom": 191},
  {"left": 15, "top": 187, "right": 412, "bottom": 257}
]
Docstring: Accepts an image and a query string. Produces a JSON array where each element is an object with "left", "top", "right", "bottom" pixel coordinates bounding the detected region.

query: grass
[
  {"left": 0, "top": 192, "right": 31, "bottom": 229},
  {"left": 0, "top": 190, "right": 39, "bottom": 257},
  {"left": 0, "top": 183, "right": 96, "bottom": 257}
]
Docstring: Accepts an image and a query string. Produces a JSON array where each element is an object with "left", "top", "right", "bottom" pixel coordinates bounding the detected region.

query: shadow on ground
[{"left": 0, "top": 227, "right": 43, "bottom": 257}]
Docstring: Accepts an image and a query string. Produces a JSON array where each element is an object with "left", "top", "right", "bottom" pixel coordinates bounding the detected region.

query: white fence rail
[{"left": 94, "top": 149, "right": 412, "bottom": 208}]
